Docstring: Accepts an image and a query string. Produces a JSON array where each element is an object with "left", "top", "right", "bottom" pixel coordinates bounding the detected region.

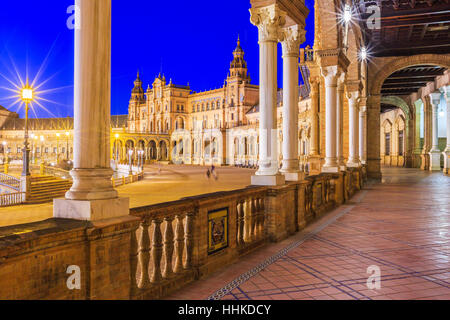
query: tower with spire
[
  {"left": 227, "top": 35, "right": 250, "bottom": 85},
  {"left": 128, "top": 71, "right": 146, "bottom": 131}
]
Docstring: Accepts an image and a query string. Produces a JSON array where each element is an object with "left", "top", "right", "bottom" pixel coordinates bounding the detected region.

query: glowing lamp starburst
[
  {"left": 22, "top": 87, "right": 33, "bottom": 102},
  {"left": 343, "top": 4, "right": 352, "bottom": 24}
]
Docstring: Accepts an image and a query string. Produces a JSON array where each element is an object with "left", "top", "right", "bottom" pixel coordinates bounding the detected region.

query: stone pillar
[
  {"left": 359, "top": 101, "right": 367, "bottom": 164},
  {"left": 320, "top": 66, "right": 340, "bottom": 173},
  {"left": 366, "top": 94, "right": 381, "bottom": 180},
  {"left": 336, "top": 74, "right": 346, "bottom": 171},
  {"left": 347, "top": 91, "right": 360, "bottom": 167},
  {"left": 429, "top": 92, "right": 441, "bottom": 171},
  {"left": 54, "top": 0, "right": 129, "bottom": 221},
  {"left": 280, "top": 25, "right": 305, "bottom": 181},
  {"left": 308, "top": 76, "right": 321, "bottom": 175},
  {"left": 421, "top": 97, "right": 431, "bottom": 170},
  {"left": 250, "top": 4, "right": 286, "bottom": 186},
  {"left": 441, "top": 86, "right": 450, "bottom": 174}
]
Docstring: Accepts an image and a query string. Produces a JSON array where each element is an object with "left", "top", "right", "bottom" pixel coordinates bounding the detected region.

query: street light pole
[
  {"left": 128, "top": 149, "right": 133, "bottom": 176},
  {"left": 56, "top": 133, "right": 60, "bottom": 162},
  {"left": 21, "top": 84, "right": 33, "bottom": 177},
  {"left": 65, "top": 132, "right": 70, "bottom": 160}
]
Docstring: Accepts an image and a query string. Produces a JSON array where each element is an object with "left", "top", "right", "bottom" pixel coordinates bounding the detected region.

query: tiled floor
[{"left": 167, "top": 167, "right": 450, "bottom": 300}]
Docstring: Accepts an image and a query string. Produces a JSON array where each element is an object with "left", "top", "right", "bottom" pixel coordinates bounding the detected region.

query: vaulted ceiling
[
  {"left": 381, "top": 65, "right": 447, "bottom": 96},
  {"left": 357, "top": 0, "right": 450, "bottom": 57}
]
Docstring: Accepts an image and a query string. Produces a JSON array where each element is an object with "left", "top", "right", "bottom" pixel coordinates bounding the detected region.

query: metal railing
[
  {"left": 0, "top": 173, "right": 20, "bottom": 191},
  {"left": 0, "top": 192, "right": 25, "bottom": 207}
]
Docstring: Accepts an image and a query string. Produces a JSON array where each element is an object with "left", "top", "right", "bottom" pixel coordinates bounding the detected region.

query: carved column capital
[
  {"left": 250, "top": 4, "right": 286, "bottom": 43},
  {"left": 280, "top": 25, "right": 306, "bottom": 57},
  {"left": 320, "top": 65, "right": 341, "bottom": 87},
  {"left": 347, "top": 91, "right": 360, "bottom": 103},
  {"left": 429, "top": 92, "right": 442, "bottom": 109}
]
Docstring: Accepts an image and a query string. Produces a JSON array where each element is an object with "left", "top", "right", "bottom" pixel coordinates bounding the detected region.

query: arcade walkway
[{"left": 168, "top": 167, "right": 450, "bottom": 300}]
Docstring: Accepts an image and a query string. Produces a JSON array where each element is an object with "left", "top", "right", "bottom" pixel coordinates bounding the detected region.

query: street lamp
[
  {"left": 114, "top": 133, "right": 119, "bottom": 166},
  {"left": 128, "top": 149, "right": 133, "bottom": 176},
  {"left": 65, "top": 131, "right": 70, "bottom": 160},
  {"left": 40, "top": 135, "right": 45, "bottom": 163},
  {"left": 2, "top": 141, "right": 6, "bottom": 164},
  {"left": 21, "top": 82, "right": 34, "bottom": 176},
  {"left": 56, "top": 133, "right": 60, "bottom": 162}
]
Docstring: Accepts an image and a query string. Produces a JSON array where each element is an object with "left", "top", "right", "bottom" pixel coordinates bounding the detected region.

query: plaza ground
[
  {"left": 167, "top": 167, "right": 450, "bottom": 300},
  {"left": 0, "top": 165, "right": 255, "bottom": 227}
]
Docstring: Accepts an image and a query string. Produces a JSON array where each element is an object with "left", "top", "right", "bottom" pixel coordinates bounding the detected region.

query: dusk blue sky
[{"left": 0, "top": 0, "right": 314, "bottom": 119}]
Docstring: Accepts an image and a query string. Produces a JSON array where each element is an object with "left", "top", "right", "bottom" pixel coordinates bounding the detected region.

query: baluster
[
  {"left": 184, "top": 212, "right": 194, "bottom": 270},
  {"left": 250, "top": 197, "right": 257, "bottom": 241},
  {"left": 138, "top": 220, "right": 151, "bottom": 288},
  {"left": 237, "top": 200, "right": 245, "bottom": 246},
  {"left": 163, "top": 215, "right": 175, "bottom": 279},
  {"left": 260, "top": 197, "right": 266, "bottom": 238},
  {"left": 130, "top": 226, "right": 139, "bottom": 295},
  {"left": 255, "top": 197, "right": 262, "bottom": 240},
  {"left": 173, "top": 213, "right": 185, "bottom": 274},
  {"left": 151, "top": 218, "right": 163, "bottom": 283}
]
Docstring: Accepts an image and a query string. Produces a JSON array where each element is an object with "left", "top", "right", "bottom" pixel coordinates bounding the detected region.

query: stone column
[
  {"left": 421, "top": 97, "right": 431, "bottom": 170},
  {"left": 366, "top": 94, "right": 381, "bottom": 180},
  {"left": 250, "top": 4, "right": 286, "bottom": 186},
  {"left": 320, "top": 66, "right": 340, "bottom": 173},
  {"left": 336, "top": 74, "right": 346, "bottom": 171},
  {"left": 347, "top": 91, "right": 360, "bottom": 167},
  {"left": 308, "top": 76, "right": 321, "bottom": 175},
  {"left": 429, "top": 92, "right": 441, "bottom": 171},
  {"left": 359, "top": 102, "right": 367, "bottom": 164},
  {"left": 440, "top": 86, "right": 450, "bottom": 174},
  {"left": 54, "top": 0, "right": 129, "bottom": 221},
  {"left": 280, "top": 25, "right": 305, "bottom": 181}
]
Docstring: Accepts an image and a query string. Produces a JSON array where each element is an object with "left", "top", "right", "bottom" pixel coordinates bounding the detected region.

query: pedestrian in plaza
[{"left": 206, "top": 169, "right": 211, "bottom": 179}]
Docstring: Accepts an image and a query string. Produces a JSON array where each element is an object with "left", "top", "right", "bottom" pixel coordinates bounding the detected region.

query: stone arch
[
  {"left": 366, "top": 54, "right": 450, "bottom": 178},
  {"left": 370, "top": 54, "right": 450, "bottom": 96},
  {"left": 381, "top": 96, "right": 412, "bottom": 120}
]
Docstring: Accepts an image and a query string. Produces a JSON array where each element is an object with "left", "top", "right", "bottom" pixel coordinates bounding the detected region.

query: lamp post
[
  {"left": 114, "top": 133, "right": 119, "bottom": 167},
  {"left": 138, "top": 150, "right": 144, "bottom": 172},
  {"left": 65, "top": 131, "right": 70, "bottom": 160},
  {"left": 21, "top": 83, "right": 33, "bottom": 176},
  {"left": 40, "top": 135, "right": 45, "bottom": 163},
  {"left": 56, "top": 133, "right": 60, "bottom": 162},
  {"left": 128, "top": 149, "right": 133, "bottom": 176},
  {"left": 2, "top": 141, "right": 6, "bottom": 164}
]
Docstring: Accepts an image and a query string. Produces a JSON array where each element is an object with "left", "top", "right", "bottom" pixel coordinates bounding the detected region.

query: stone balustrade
[{"left": 0, "top": 167, "right": 364, "bottom": 299}]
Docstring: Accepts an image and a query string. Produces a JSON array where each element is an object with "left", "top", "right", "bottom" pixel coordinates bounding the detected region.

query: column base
[
  {"left": 282, "top": 171, "right": 305, "bottom": 181},
  {"left": 347, "top": 161, "right": 361, "bottom": 168},
  {"left": 322, "top": 160, "right": 339, "bottom": 173},
  {"left": 429, "top": 151, "right": 441, "bottom": 171},
  {"left": 251, "top": 174, "right": 285, "bottom": 186},
  {"left": 54, "top": 197, "right": 130, "bottom": 221},
  {"left": 443, "top": 149, "right": 450, "bottom": 174},
  {"left": 66, "top": 168, "right": 118, "bottom": 201}
]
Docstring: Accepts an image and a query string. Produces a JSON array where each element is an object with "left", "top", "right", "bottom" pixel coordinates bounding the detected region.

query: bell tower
[{"left": 227, "top": 36, "right": 250, "bottom": 85}]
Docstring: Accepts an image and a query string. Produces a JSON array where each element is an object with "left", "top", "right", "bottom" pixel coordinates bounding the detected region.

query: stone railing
[
  {"left": 0, "top": 173, "right": 20, "bottom": 191},
  {"left": 128, "top": 186, "right": 267, "bottom": 299},
  {"left": 0, "top": 168, "right": 364, "bottom": 299},
  {"left": 0, "top": 192, "right": 25, "bottom": 207},
  {"left": 112, "top": 172, "right": 144, "bottom": 187}
]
